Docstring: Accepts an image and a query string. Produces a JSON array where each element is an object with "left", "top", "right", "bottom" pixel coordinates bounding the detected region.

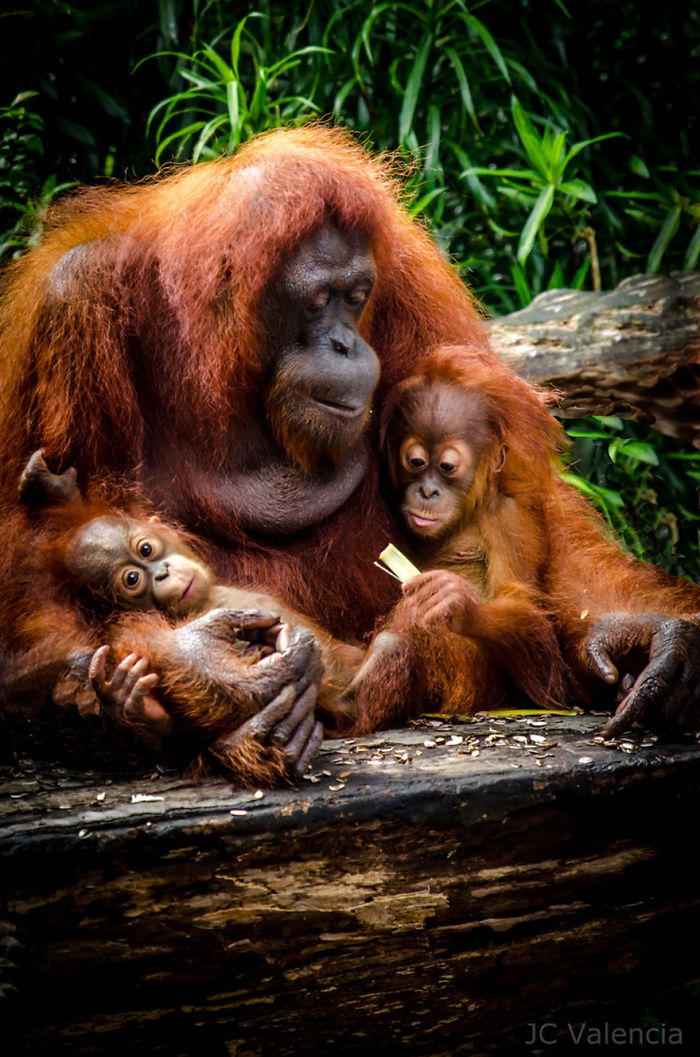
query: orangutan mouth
[
  {"left": 312, "top": 396, "right": 364, "bottom": 418},
  {"left": 406, "top": 510, "right": 442, "bottom": 529}
]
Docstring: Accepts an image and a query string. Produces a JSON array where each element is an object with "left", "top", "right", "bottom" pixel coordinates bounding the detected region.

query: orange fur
[{"left": 2, "top": 128, "right": 700, "bottom": 771}]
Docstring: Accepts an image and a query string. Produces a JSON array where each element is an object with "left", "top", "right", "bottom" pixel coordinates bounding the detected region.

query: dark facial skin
[
  {"left": 160, "top": 223, "right": 381, "bottom": 537},
  {"left": 64, "top": 517, "right": 214, "bottom": 617},
  {"left": 262, "top": 221, "right": 380, "bottom": 463},
  {"left": 389, "top": 382, "right": 497, "bottom": 542}
]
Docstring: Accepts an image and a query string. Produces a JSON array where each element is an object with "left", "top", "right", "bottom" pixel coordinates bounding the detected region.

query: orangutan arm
[
  {"left": 401, "top": 570, "right": 566, "bottom": 707},
  {"left": 101, "top": 607, "right": 325, "bottom": 783},
  {"left": 546, "top": 482, "right": 700, "bottom": 735}
]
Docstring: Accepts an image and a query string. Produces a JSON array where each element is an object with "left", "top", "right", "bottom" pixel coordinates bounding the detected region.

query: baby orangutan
[
  {"left": 342, "top": 350, "right": 569, "bottom": 732},
  {"left": 18, "top": 452, "right": 363, "bottom": 781}
]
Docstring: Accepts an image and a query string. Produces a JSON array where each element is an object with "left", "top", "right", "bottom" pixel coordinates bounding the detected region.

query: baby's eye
[
  {"left": 138, "top": 541, "right": 153, "bottom": 558},
  {"left": 122, "top": 569, "right": 142, "bottom": 590},
  {"left": 409, "top": 456, "right": 426, "bottom": 469},
  {"left": 439, "top": 461, "right": 456, "bottom": 474}
]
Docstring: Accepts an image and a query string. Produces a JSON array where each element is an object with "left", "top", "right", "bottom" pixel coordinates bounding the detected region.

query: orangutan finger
[
  {"left": 88, "top": 645, "right": 112, "bottom": 692},
  {"left": 281, "top": 711, "right": 315, "bottom": 760},
  {"left": 236, "top": 609, "right": 282, "bottom": 630},
  {"left": 585, "top": 638, "right": 619, "bottom": 684},
  {"left": 248, "top": 683, "right": 298, "bottom": 738},
  {"left": 272, "top": 682, "right": 318, "bottom": 746},
  {"left": 292, "top": 720, "right": 325, "bottom": 777},
  {"left": 601, "top": 673, "right": 665, "bottom": 738},
  {"left": 119, "top": 657, "right": 151, "bottom": 701},
  {"left": 123, "top": 673, "right": 160, "bottom": 718},
  {"left": 108, "top": 653, "right": 140, "bottom": 694}
]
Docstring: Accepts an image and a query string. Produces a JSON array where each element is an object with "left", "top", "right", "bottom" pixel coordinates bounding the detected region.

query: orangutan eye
[
  {"left": 347, "top": 286, "right": 369, "bottom": 306},
  {"left": 402, "top": 440, "right": 429, "bottom": 472},
  {"left": 439, "top": 461, "right": 456, "bottom": 474},
  {"left": 121, "top": 568, "right": 142, "bottom": 591},
  {"left": 135, "top": 537, "right": 162, "bottom": 560},
  {"left": 307, "top": 289, "right": 330, "bottom": 313}
]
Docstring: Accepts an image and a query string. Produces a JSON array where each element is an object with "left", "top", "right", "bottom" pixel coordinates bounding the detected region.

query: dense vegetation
[{"left": 2, "top": 1, "right": 700, "bottom": 576}]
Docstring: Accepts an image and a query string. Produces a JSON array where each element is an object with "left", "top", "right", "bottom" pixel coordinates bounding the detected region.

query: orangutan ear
[
  {"left": 495, "top": 444, "right": 507, "bottom": 472},
  {"left": 148, "top": 514, "right": 163, "bottom": 525}
]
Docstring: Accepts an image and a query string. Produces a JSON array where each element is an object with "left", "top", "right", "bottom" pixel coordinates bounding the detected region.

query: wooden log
[
  {"left": 3, "top": 714, "right": 700, "bottom": 1055},
  {"left": 488, "top": 272, "right": 700, "bottom": 443}
]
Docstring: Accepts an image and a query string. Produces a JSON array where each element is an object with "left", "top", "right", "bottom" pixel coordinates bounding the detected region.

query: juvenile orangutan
[
  {"left": 16, "top": 451, "right": 363, "bottom": 780},
  {"left": 387, "top": 373, "right": 568, "bottom": 696},
  {"left": 340, "top": 348, "right": 569, "bottom": 732}
]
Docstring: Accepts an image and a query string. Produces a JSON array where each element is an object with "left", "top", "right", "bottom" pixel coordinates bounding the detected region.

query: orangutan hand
[
  {"left": 88, "top": 646, "right": 173, "bottom": 738},
  {"left": 402, "top": 569, "right": 480, "bottom": 636},
  {"left": 212, "top": 677, "right": 324, "bottom": 781},
  {"left": 585, "top": 612, "right": 700, "bottom": 737}
]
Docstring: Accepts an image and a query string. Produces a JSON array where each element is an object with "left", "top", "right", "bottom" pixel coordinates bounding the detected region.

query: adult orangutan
[{"left": 1, "top": 125, "right": 699, "bottom": 780}]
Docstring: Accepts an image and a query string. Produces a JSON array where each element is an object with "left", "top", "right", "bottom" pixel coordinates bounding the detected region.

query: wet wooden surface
[{"left": 3, "top": 713, "right": 700, "bottom": 1055}]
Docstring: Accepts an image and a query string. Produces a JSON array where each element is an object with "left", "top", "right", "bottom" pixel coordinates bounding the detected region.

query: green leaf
[
  {"left": 565, "top": 428, "right": 612, "bottom": 439},
  {"left": 594, "top": 416, "right": 624, "bottom": 429},
  {"left": 154, "top": 121, "right": 206, "bottom": 165},
  {"left": 399, "top": 33, "right": 433, "bottom": 144},
  {"left": 510, "top": 260, "right": 532, "bottom": 306},
  {"left": 562, "top": 473, "right": 625, "bottom": 508},
  {"left": 425, "top": 104, "right": 442, "bottom": 174},
  {"left": 547, "top": 262, "right": 564, "bottom": 289},
  {"left": 192, "top": 114, "right": 229, "bottom": 161},
  {"left": 460, "top": 165, "right": 541, "bottom": 181},
  {"left": 571, "top": 258, "right": 592, "bottom": 289},
  {"left": 559, "top": 178, "right": 597, "bottom": 204},
  {"left": 630, "top": 155, "right": 650, "bottom": 178},
  {"left": 225, "top": 81, "right": 241, "bottom": 141},
  {"left": 517, "top": 184, "right": 555, "bottom": 263},
  {"left": 451, "top": 144, "right": 496, "bottom": 210},
  {"left": 684, "top": 223, "right": 700, "bottom": 270},
  {"left": 462, "top": 13, "right": 511, "bottom": 84},
  {"left": 647, "top": 205, "right": 681, "bottom": 272},
  {"left": 203, "top": 44, "right": 234, "bottom": 83},
  {"left": 444, "top": 47, "right": 479, "bottom": 131},
  {"left": 75, "top": 75, "right": 128, "bottom": 119},
  {"left": 511, "top": 97, "right": 548, "bottom": 175},
  {"left": 56, "top": 118, "right": 96, "bottom": 148},
  {"left": 230, "top": 15, "right": 255, "bottom": 78},
  {"left": 408, "top": 187, "right": 444, "bottom": 217},
  {"left": 562, "top": 132, "right": 623, "bottom": 170},
  {"left": 618, "top": 441, "right": 660, "bottom": 466}
]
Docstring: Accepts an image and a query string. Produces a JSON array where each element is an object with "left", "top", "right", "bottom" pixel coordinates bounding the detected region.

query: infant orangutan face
[
  {"left": 388, "top": 381, "right": 500, "bottom": 542},
  {"left": 64, "top": 516, "right": 213, "bottom": 616}
]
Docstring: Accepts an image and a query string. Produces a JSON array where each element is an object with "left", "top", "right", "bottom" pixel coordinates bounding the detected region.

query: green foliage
[
  {"left": 3, "top": 1, "right": 699, "bottom": 308},
  {"left": 3, "top": 1, "right": 700, "bottom": 566},
  {"left": 142, "top": 15, "right": 330, "bottom": 163},
  {"left": 133, "top": 1, "right": 700, "bottom": 314},
  {"left": 0, "top": 94, "right": 73, "bottom": 262},
  {"left": 563, "top": 417, "right": 700, "bottom": 580}
]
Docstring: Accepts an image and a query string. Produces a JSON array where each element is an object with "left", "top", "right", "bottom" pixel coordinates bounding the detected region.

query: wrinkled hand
[
  {"left": 251, "top": 622, "right": 323, "bottom": 686},
  {"left": 585, "top": 613, "right": 700, "bottom": 737},
  {"left": 192, "top": 605, "right": 285, "bottom": 653},
  {"left": 89, "top": 646, "right": 173, "bottom": 738},
  {"left": 212, "top": 677, "right": 324, "bottom": 780},
  {"left": 402, "top": 569, "right": 480, "bottom": 635}
]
